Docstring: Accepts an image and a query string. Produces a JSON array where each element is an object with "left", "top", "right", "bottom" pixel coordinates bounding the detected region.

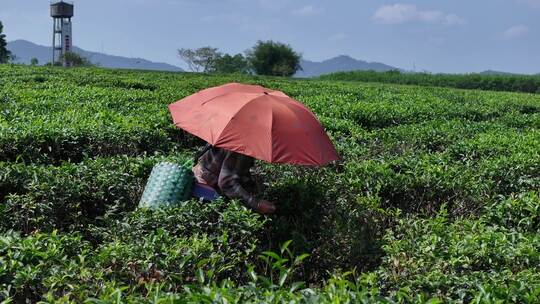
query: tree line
[
  {"left": 2, "top": 20, "right": 301, "bottom": 75},
  {"left": 2, "top": 19, "right": 302, "bottom": 74},
  {"left": 320, "top": 70, "right": 540, "bottom": 94},
  {"left": 178, "top": 40, "right": 302, "bottom": 77}
]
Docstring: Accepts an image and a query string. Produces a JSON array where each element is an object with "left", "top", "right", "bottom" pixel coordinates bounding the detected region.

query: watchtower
[{"left": 51, "top": 1, "right": 74, "bottom": 66}]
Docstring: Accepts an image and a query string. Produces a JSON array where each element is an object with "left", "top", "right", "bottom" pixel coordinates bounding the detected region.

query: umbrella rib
[
  {"left": 200, "top": 92, "right": 235, "bottom": 106},
  {"left": 277, "top": 95, "right": 316, "bottom": 119},
  {"left": 215, "top": 94, "right": 273, "bottom": 161},
  {"left": 269, "top": 105, "right": 275, "bottom": 163}
]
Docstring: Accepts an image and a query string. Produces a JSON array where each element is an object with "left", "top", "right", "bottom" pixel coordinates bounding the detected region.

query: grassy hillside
[
  {"left": 0, "top": 65, "right": 539, "bottom": 303},
  {"left": 320, "top": 70, "right": 540, "bottom": 94}
]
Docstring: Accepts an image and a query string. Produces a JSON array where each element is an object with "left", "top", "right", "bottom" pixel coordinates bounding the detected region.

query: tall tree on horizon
[
  {"left": 246, "top": 40, "right": 301, "bottom": 77},
  {"left": 0, "top": 21, "right": 12, "bottom": 64},
  {"left": 178, "top": 47, "right": 222, "bottom": 72}
]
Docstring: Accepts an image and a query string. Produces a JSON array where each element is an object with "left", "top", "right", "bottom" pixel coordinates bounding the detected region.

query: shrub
[{"left": 61, "top": 52, "right": 93, "bottom": 67}]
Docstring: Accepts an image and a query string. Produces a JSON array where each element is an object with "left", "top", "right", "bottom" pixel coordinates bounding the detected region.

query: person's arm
[{"left": 217, "top": 152, "right": 260, "bottom": 210}]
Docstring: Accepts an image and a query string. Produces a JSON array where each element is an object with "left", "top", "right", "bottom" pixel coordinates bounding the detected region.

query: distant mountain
[
  {"left": 479, "top": 70, "right": 517, "bottom": 76},
  {"left": 7, "top": 40, "right": 183, "bottom": 72},
  {"left": 296, "top": 55, "right": 398, "bottom": 78}
]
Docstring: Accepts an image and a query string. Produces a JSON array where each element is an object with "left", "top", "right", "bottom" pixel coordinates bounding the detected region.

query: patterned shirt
[{"left": 192, "top": 146, "right": 259, "bottom": 209}]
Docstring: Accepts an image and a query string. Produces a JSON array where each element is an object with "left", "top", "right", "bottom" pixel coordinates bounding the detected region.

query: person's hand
[{"left": 255, "top": 200, "right": 276, "bottom": 215}]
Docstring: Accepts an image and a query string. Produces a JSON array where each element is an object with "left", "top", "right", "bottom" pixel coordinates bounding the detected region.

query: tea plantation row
[
  {"left": 0, "top": 65, "right": 539, "bottom": 303},
  {"left": 319, "top": 70, "right": 540, "bottom": 94}
]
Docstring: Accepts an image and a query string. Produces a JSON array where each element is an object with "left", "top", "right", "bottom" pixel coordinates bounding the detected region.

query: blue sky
[{"left": 2, "top": 0, "right": 539, "bottom": 73}]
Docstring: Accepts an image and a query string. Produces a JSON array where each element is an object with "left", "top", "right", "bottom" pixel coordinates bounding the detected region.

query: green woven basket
[{"left": 138, "top": 162, "right": 194, "bottom": 209}]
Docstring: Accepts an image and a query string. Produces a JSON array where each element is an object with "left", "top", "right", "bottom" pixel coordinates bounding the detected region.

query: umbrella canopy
[{"left": 168, "top": 83, "right": 339, "bottom": 166}]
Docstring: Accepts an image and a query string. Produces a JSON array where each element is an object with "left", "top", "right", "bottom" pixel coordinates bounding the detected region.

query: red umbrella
[{"left": 168, "top": 83, "right": 339, "bottom": 166}]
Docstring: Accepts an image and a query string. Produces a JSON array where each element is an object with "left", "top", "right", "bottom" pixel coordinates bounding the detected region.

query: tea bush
[
  {"left": 1, "top": 201, "right": 265, "bottom": 302},
  {"left": 0, "top": 65, "right": 538, "bottom": 302},
  {"left": 0, "top": 154, "right": 192, "bottom": 233},
  {"left": 375, "top": 193, "right": 540, "bottom": 303}
]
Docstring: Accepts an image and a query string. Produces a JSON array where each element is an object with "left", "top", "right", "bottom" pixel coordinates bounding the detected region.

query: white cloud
[
  {"left": 373, "top": 4, "right": 465, "bottom": 26},
  {"left": 292, "top": 5, "right": 323, "bottom": 17},
  {"left": 502, "top": 25, "right": 529, "bottom": 39},
  {"left": 373, "top": 4, "right": 416, "bottom": 24},
  {"left": 329, "top": 33, "right": 347, "bottom": 42}
]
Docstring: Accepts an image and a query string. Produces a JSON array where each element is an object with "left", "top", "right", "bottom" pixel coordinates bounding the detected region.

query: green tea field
[{"left": 0, "top": 65, "right": 539, "bottom": 303}]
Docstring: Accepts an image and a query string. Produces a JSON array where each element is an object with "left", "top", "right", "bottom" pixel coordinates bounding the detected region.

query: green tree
[
  {"left": 177, "top": 47, "right": 222, "bottom": 72},
  {"left": 246, "top": 40, "right": 301, "bottom": 77},
  {"left": 61, "top": 52, "right": 93, "bottom": 67},
  {"left": 214, "top": 53, "right": 249, "bottom": 74},
  {"left": 30, "top": 58, "right": 39, "bottom": 66},
  {"left": 0, "top": 21, "right": 12, "bottom": 64}
]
